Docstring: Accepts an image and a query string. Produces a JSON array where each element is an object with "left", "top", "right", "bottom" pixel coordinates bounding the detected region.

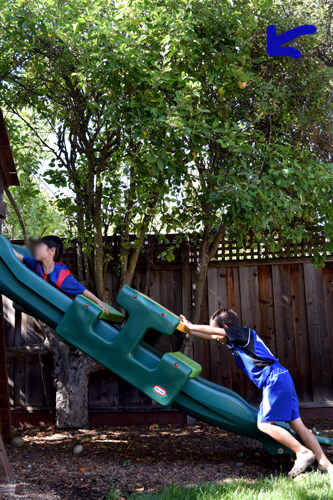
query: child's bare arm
[
  {"left": 188, "top": 324, "right": 226, "bottom": 336},
  {"left": 187, "top": 330, "right": 226, "bottom": 342},
  {"left": 13, "top": 249, "right": 24, "bottom": 262},
  {"left": 82, "top": 289, "right": 109, "bottom": 316},
  {"left": 179, "top": 314, "right": 227, "bottom": 342}
]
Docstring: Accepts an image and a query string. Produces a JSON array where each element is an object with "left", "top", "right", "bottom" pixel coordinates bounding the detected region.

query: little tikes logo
[{"left": 153, "top": 385, "right": 167, "bottom": 397}]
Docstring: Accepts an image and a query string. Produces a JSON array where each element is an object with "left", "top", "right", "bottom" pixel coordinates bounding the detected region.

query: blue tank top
[{"left": 225, "top": 327, "right": 281, "bottom": 389}]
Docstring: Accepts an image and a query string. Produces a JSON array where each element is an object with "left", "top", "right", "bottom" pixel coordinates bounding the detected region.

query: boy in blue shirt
[
  {"left": 180, "top": 308, "right": 333, "bottom": 482},
  {"left": 14, "top": 235, "right": 109, "bottom": 315}
]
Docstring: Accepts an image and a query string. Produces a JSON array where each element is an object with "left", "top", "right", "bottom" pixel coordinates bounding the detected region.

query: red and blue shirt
[{"left": 23, "top": 257, "right": 86, "bottom": 299}]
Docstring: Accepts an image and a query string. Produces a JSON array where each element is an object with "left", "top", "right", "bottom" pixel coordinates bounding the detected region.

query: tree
[
  {"left": 2, "top": 114, "right": 71, "bottom": 241},
  {"left": 0, "top": 0, "right": 190, "bottom": 297},
  {"left": 2, "top": 0, "right": 333, "bottom": 426},
  {"left": 166, "top": 0, "right": 333, "bottom": 352}
]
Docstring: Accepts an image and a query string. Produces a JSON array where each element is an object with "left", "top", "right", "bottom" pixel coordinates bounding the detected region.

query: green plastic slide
[{"left": 0, "top": 235, "right": 331, "bottom": 455}]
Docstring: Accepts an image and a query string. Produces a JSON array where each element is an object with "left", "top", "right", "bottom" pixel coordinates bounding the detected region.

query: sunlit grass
[{"left": 106, "top": 472, "right": 333, "bottom": 500}]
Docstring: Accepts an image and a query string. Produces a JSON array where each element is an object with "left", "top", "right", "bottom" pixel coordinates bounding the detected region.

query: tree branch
[
  {"left": 4, "top": 188, "right": 28, "bottom": 245},
  {"left": 6, "top": 344, "right": 49, "bottom": 359}
]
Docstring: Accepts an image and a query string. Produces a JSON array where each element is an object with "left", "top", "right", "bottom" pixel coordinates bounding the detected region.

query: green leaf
[
  {"left": 236, "top": 235, "right": 243, "bottom": 248},
  {"left": 145, "top": 155, "right": 155, "bottom": 164},
  {"left": 212, "top": 117, "right": 220, "bottom": 128}
]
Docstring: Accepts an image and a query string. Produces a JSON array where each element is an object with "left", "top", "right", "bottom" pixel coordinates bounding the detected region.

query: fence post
[
  {"left": 181, "top": 239, "right": 196, "bottom": 425},
  {"left": 181, "top": 239, "right": 191, "bottom": 319}
]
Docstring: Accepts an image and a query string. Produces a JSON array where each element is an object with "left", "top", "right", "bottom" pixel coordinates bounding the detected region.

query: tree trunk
[
  {"left": 181, "top": 223, "right": 225, "bottom": 357},
  {"left": 119, "top": 187, "right": 135, "bottom": 291},
  {"left": 38, "top": 320, "right": 104, "bottom": 428},
  {"left": 182, "top": 254, "right": 209, "bottom": 357},
  {"left": 119, "top": 208, "right": 156, "bottom": 290},
  {"left": 4, "top": 188, "right": 28, "bottom": 245},
  {"left": 121, "top": 241, "right": 144, "bottom": 288},
  {"left": 77, "top": 240, "right": 84, "bottom": 283},
  {"left": 76, "top": 203, "right": 85, "bottom": 283},
  {"left": 83, "top": 251, "right": 90, "bottom": 288},
  {"left": 93, "top": 180, "right": 105, "bottom": 299},
  {"left": 143, "top": 250, "right": 152, "bottom": 296}
]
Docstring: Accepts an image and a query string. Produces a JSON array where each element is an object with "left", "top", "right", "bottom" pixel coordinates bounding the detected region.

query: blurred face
[{"left": 34, "top": 242, "right": 55, "bottom": 261}]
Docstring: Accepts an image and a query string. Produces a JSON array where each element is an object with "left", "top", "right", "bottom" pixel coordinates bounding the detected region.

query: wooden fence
[{"left": 3, "top": 240, "right": 333, "bottom": 415}]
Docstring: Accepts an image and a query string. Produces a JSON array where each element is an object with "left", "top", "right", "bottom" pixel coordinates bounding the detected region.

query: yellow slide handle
[{"left": 176, "top": 321, "right": 187, "bottom": 334}]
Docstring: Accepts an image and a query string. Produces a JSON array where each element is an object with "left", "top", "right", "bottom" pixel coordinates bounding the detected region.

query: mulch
[{"left": 1, "top": 418, "right": 333, "bottom": 500}]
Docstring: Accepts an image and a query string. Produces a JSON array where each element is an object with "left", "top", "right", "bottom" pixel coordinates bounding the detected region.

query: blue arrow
[{"left": 267, "top": 24, "right": 317, "bottom": 59}]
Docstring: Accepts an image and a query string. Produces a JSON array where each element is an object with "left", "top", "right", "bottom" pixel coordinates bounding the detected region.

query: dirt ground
[{"left": 1, "top": 419, "right": 332, "bottom": 500}]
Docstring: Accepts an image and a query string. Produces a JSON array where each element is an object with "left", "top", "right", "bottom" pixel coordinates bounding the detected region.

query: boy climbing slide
[
  {"left": 13, "top": 235, "right": 109, "bottom": 315},
  {"left": 179, "top": 308, "right": 333, "bottom": 483}
]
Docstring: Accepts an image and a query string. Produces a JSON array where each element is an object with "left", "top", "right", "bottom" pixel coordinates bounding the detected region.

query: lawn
[{"left": 106, "top": 473, "right": 333, "bottom": 500}]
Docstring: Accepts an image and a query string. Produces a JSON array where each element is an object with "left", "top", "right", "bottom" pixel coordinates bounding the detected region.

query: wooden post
[
  {"left": 0, "top": 165, "right": 18, "bottom": 493},
  {"left": 0, "top": 169, "right": 12, "bottom": 442},
  {"left": 0, "top": 412, "right": 13, "bottom": 484},
  {"left": 0, "top": 168, "right": 4, "bottom": 234}
]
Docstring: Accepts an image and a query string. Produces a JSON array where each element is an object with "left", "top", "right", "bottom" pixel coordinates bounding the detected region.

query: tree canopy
[{"left": 1, "top": 0, "right": 333, "bottom": 318}]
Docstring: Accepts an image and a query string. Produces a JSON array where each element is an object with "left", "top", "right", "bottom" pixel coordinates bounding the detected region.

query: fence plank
[
  {"left": 105, "top": 272, "right": 119, "bottom": 310},
  {"left": 13, "top": 308, "right": 26, "bottom": 408},
  {"left": 290, "top": 264, "right": 312, "bottom": 401},
  {"left": 303, "top": 265, "right": 324, "bottom": 401},
  {"left": 304, "top": 263, "right": 333, "bottom": 401},
  {"left": 192, "top": 270, "right": 210, "bottom": 380},
  {"left": 89, "top": 371, "right": 120, "bottom": 408},
  {"left": 272, "top": 265, "right": 298, "bottom": 391},
  {"left": 207, "top": 268, "right": 229, "bottom": 386},
  {"left": 3, "top": 298, "right": 15, "bottom": 408},
  {"left": 181, "top": 241, "right": 191, "bottom": 319},
  {"left": 24, "top": 316, "right": 45, "bottom": 408},
  {"left": 323, "top": 262, "right": 333, "bottom": 400},
  {"left": 257, "top": 265, "right": 276, "bottom": 355},
  {"left": 226, "top": 267, "right": 246, "bottom": 399},
  {"left": 238, "top": 266, "right": 262, "bottom": 405}
]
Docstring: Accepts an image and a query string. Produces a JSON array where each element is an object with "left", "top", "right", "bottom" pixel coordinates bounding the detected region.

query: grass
[{"left": 105, "top": 472, "right": 333, "bottom": 500}]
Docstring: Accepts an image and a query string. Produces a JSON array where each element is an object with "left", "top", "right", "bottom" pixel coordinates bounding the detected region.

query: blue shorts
[{"left": 258, "top": 366, "right": 300, "bottom": 423}]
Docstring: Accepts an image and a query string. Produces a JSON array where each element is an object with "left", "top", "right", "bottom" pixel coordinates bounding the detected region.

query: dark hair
[
  {"left": 210, "top": 308, "right": 241, "bottom": 328},
  {"left": 39, "top": 235, "right": 63, "bottom": 262}
]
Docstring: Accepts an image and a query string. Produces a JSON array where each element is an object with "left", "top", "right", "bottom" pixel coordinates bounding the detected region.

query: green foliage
[
  {"left": 105, "top": 485, "right": 124, "bottom": 500},
  {"left": 0, "top": 0, "right": 333, "bottom": 289},
  {"left": 3, "top": 185, "right": 70, "bottom": 239},
  {"left": 2, "top": 114, "right": 71, "bottom": 239}
]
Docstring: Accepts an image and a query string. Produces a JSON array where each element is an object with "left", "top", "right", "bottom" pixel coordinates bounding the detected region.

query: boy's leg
[
  {"left": 257, "top": 421, "right": 313, "bottom": 459},
  {"left": 258, "top": 371, "right": 316, "bottom": 477},
  {"left": 258, "top": 368, "right": 332, "bottom": 481},
  {"left": 258, "top": 370, "right": 313, "bottom": 459},
  {"left": 289, "top": 417, "right": 333, "bottom": 470}
]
